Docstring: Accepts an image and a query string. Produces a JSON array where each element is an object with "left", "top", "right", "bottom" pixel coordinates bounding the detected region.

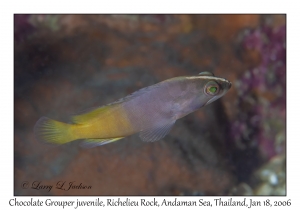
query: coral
[{"left": 232, "top": 24, "right": 286, "bottom": 160}]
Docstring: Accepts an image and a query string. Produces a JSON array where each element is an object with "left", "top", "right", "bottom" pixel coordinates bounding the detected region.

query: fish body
[{"left": 34, "top": 72, "right": 231, "bottom": 147}]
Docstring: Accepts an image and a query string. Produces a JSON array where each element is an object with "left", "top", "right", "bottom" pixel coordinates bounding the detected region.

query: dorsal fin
[
  {"left": 108, "top": 82, "right": 161, "bottom": 105},
  {"left": 71, "top": 82, "right": 161, "bottom": 124},
  {"left": 71, "top": 105, "right": 116, "bottom": 124}
]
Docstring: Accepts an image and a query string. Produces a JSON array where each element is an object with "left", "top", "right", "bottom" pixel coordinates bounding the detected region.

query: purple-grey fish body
[{"left": 34, "top": 72, "right": 231, "bottom": 147}]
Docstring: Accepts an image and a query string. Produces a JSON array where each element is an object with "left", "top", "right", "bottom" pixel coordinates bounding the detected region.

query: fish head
[{"left": 191, "top": 71, "right": 232, "bottom": 106}]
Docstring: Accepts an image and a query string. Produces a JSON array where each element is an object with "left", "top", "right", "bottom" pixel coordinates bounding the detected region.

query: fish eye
[{"left": 204, "top": 81, "right": 220, "bottom": 96}]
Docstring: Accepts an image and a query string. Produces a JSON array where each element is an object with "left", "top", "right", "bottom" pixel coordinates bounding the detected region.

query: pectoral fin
[
  {"left": 80, "top": 137, "right": 123, "bottom": 148},
  {"left": 139, "top": 121, "right": 175, "bottom": 142}
]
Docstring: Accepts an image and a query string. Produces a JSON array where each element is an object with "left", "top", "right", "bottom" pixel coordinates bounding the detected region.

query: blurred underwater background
[{"left": 14, "top": 14, "right": 286, "bottom": 195}]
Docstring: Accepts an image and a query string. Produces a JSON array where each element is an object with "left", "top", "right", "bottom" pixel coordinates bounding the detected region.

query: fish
[{"left": 34, "top": 72, "right": 231, "bottom": 148}]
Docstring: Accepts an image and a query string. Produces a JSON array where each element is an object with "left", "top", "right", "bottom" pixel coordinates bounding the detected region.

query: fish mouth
[
  {"left": 205, "top": 96, "right": 219, "bottom": 106},
  {"left": 223, "top": 78, "right": 231, "bottom": 89},
  {"left": 228, "top": 81, "right": 232, "bottom": 89}
]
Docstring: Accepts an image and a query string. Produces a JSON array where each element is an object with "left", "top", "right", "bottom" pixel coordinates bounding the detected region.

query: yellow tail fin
[{"left": 34, "top": 117, "right": 75, "bottom": 145}]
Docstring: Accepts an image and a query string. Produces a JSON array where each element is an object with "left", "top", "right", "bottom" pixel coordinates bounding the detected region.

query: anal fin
[{"left": 80, "top": 137, "right": 123, "bottom": 148}]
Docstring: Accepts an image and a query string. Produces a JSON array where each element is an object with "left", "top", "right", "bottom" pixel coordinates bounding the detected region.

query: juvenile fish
[{"left": 34, "top": 72, "right": 231, "bottom": 147}]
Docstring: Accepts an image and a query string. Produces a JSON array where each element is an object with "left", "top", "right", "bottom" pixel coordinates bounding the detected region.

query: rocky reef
[{"left": 14, "top": 14, "right": 285, "bottom": 195}]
